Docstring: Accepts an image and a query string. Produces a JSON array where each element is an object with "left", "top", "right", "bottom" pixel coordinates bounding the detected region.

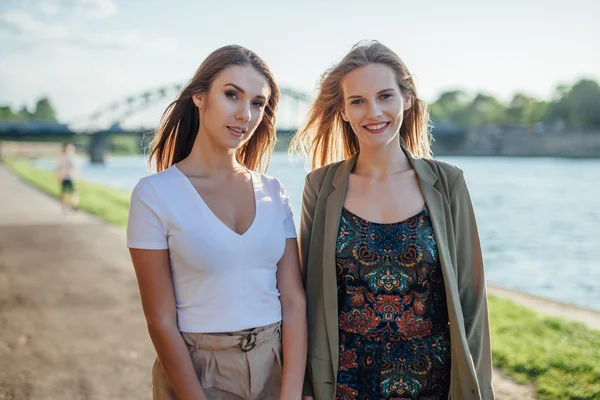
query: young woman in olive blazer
[{"left": 292, "top": 41, "right": 495, "bottom": 400}]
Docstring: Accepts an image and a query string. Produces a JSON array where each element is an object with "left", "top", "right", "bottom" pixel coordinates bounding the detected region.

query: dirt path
[{"left": 3, "top": 164, "right": 586, "bottom": 399}]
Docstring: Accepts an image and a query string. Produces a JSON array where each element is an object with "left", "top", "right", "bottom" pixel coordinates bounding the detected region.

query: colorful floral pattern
[{"left": 335, "top": 207, "right": 451, "bottom": 399}]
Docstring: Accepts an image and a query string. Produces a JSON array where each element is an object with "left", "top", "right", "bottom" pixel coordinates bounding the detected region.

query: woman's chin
[{"left": 358, "top": 132, "right": 399, "bottom": 150}]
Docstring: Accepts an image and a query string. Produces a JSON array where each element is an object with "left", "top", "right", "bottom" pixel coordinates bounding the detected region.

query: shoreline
[
  {"left": 3, "top": 140, "right": 600, "bottom": 161},
  {"left": 488, "top": 285, "right": 600, "bottom": 331}
]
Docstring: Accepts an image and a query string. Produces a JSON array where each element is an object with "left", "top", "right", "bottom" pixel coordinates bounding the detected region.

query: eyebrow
[
  {"left": 346, "top": 88, "right": 395, "bottom": 100},
  {"left": 224, "top": 83, "right": 267, "bottom": 101}
]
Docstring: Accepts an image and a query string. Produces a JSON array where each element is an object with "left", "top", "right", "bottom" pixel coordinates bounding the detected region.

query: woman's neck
[
  {"left": 353, "top": 140, "right": 411, "bottom": 179},
  {"left": 178, "top": 127, "right": 245, "bottom": 178}
]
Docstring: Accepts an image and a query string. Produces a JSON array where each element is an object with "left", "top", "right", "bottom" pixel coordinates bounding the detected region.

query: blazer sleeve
[
  {"left": 450, "top": 171, "right": 496, "bottom": 399},
  {"left": 299, "top": 174, "right": 318, "bottom": 397},
  {"left": 300, "top": 174, "right": 318, "bottom": 285}
]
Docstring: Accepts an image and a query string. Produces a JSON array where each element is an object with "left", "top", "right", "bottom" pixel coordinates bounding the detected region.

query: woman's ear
[
  {"left": 340, "top": 108, "right": 349, "bottom": 122},
  {"left": 404, "top": 94, "right": 412, "bottom": 111},
  {"left": 192, "top": 92, "right": 205, "bottom": 109}
]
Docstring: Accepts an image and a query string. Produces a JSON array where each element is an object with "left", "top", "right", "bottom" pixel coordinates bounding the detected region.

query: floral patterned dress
[{"left": 335, "top": 207, "right": 451, "bottom": 400}]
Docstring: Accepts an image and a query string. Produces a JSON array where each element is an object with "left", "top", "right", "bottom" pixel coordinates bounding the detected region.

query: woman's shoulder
[
  {"left": 305, "top": 159, "right": 346, "bottom": 189},
  {"left": 416, "top": 157, "right": 465, "bottom": 184},
  {"left": 251, "top": 171, "right": 293, "bottom": 209},
  {"left": 252, "top": 170, "right": 283, "bottom": 189},
  {"left": 131, "top": 167, "right": 178, "bottom": 198},
  {"left": 252, "top": 171, "right": 291, "bottom": 200}
]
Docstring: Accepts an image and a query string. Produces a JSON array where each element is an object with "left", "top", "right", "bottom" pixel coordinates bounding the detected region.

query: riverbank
[
  {"left": 3, "top": 159, "right": 600, "bottom": 399},
  {"left": 433, "top": 130, "right": 600, "bottom": 159},
  {"left": 4, "top": 132, "right": 600, "bottom": 161}
]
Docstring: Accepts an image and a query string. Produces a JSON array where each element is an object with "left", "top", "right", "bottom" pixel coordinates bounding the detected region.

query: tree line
[
  {"left": 0, "top": 98, "right": 57, "bottom": 122},
  {"left": 430, "top": 78, "right": 600, "bottom": 130}
]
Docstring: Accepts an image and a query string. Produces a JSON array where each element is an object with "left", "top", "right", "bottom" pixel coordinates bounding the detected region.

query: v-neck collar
[{"left": 172, "top": 164, "right": 260, "bottom": 238}]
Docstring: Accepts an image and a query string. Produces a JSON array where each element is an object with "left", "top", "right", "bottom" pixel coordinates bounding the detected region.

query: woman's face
[
  {"left": 340, "top": 63, "right": 411, "bottom": 150},
  {"left": 193, "top": 65, "right": 271, "bottom": 151}
]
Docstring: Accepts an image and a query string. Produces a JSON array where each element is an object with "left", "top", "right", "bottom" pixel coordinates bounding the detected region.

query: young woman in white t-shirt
[
  {"left": 56, "top": 142, "right": 81, "bottom": 212},
  {"left": 127, "top": 45, "right": 307, "bottom": 400}
]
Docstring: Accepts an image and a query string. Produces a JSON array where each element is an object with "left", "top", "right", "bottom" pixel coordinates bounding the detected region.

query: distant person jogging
[{"left": 56, "top": 143, "right": 81, "bottom": 213}]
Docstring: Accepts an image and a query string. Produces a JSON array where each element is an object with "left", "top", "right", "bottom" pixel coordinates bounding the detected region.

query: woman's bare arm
[
  {"left": 277, "top": 238, "right": 308, "bottom": 400},
  {"left": 130, "top": 248, "right": 208, "bottom": 400}
]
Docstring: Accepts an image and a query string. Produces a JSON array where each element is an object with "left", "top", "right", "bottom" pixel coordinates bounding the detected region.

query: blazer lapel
[
  {"left": 416, "top": 174, "right": 460, "bottom": 289},
  {"left": 322, "top": 152, "right": 358, "bottom": 378}
]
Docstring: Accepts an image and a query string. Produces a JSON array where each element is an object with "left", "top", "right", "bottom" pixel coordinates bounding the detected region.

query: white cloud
[
  {"left": 37, "top": 1, "right": 60, "bottom": 16},
  {"left": 70, "top": 0, "right": 118, "bottom": 19},
  {"left": 0, "top": 10, "right": 68, "bottom": 41},
  {"left": 25, "top": 0, "right": 118, "bottom": 19},
  {"left": 65, "top": 30, "right": 177, "bottom": 52},
  {"left": 0, "top": 9, "right": 176, "bottom": 52}
]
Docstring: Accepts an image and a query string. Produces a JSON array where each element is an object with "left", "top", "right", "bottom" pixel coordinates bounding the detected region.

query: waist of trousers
[{"left": 181, "top": 321, "right": 281, "bottom": 352}]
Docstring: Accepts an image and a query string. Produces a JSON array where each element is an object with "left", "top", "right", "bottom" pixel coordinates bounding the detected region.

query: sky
[{"left": 0, "top": 0, "right": 598, "bottom": 129}]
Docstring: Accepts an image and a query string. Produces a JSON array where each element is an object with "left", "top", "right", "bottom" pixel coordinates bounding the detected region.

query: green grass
[
  {"left": 4, "top": 159, "right": 600, "bottom": 399},
  {"left": 5, "top": 159, "right": 131, "bottom": 227},
  {"left": 489, "top": 296, "right": 600, "bottom": 399},
  {"left": 109, "top": 134, "right": 145, "bottom": 155}
]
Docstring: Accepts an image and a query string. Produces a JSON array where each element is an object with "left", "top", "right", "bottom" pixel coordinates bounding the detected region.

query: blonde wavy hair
[{"left": 290, "top": 41, "right": 432, "bottom": 169}]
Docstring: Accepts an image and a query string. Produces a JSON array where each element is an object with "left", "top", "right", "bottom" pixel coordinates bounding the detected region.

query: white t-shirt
[
  {"left": 126, "top": 165, "right": 297, "bottom": 333},
  {"left": 56, "top": 153, "right": 81, "bottom": 181}
]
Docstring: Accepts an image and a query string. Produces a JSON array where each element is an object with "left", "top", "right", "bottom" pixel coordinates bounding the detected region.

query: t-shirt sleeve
[
  {"left": 127, "top": 178, "right": 169, "bottom": 250},
  {"left": 277, "top": 179, "right": 297, "bottom": 239}
]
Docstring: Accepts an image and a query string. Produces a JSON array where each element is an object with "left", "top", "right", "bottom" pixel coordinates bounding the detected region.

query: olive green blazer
[{"left": 300, "top": 146, "right": 495, "bottom": 400}]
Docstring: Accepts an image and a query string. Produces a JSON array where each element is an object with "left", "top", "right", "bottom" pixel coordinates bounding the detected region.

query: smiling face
[
  {"left": 192, "top": 64, "right": 271, "bottom": 151},
  {"left": 340, "top": 63, "right": 411, "bottom": 150}
]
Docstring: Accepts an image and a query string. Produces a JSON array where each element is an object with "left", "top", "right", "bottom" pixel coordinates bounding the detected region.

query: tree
[
  {"left": 0, "top": 106, "right": 16, "bottom": 120},
  {"left": 544, "top": 84, "right": 570, "bottom": 126},
  {"left": 32, "top": 97, "right": 57, "bottom": 121},
  {"left": 429, "top": 90, "right": 469, "bottom": 123},
  {"left": 506, "top": 93, "right": 548, "bottom": 125},
  {"left": 528, "top": 101, "right": 548, "bottom": 125},
  {"left": 544, "top": 79, "right": 600, "bottom": 129},
  {"left": 17, "top": 105, "right": 31, "bottom": 121},
  {"left": 566, "top": 79, "right": 600, "bottom": 128},
  {"left": 459, "top": 93, "right": 506, "bottom": 127}
]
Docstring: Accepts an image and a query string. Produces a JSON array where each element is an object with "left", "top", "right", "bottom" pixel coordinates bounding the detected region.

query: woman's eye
[
  {"left": 380, "top": 93, "right": 392, "bottom": 100},
  {"left": 253, "top": 101, "right": 265, "bottom": 109},
  {"left": 225, "top": 91, "right": 238, "bottom": 100},
  {"left": 351, "top": 99, "right": 363, "bottom": 105}
]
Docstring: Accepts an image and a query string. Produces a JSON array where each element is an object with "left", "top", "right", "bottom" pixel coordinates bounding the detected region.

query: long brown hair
[
  {"left": 149, "top": 45, "right": 280, "bottom": 172},
  {"left": 290, "top": 41, "right": 432, "bottom": 170}
]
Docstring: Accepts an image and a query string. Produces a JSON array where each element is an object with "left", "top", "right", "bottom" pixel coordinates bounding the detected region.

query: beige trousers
[{"left": 152, "top": 322, "right": 282, "bottom": 400}]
